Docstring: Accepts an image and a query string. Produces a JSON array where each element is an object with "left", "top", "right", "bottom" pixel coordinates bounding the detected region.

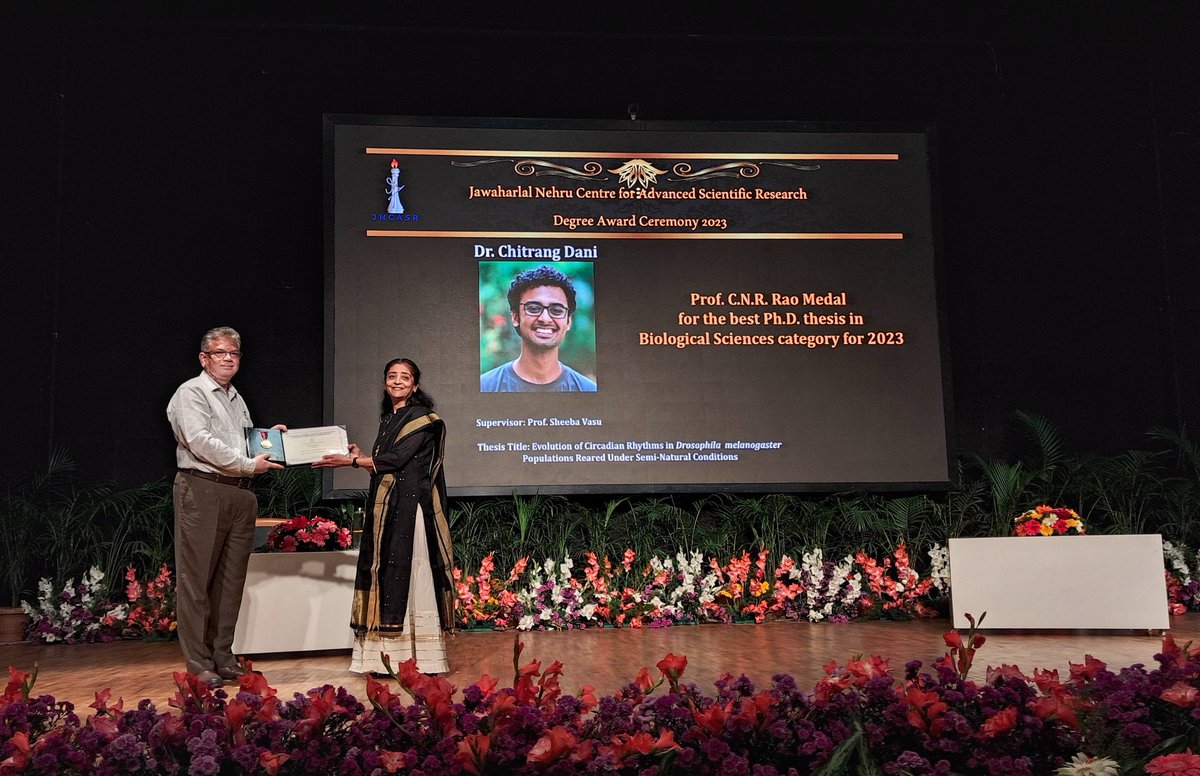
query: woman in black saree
[{"left": 316, "top": 358, "right": 454, "bottom": 674}]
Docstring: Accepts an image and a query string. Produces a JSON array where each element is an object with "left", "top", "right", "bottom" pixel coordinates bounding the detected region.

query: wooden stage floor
[{"left": 3, "top": 613, "right": 1198, "bottom": 709}]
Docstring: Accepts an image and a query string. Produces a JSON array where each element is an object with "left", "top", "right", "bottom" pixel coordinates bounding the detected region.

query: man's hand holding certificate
[{"left": 247, "top": 426, "right": 349, "bottom": 466}]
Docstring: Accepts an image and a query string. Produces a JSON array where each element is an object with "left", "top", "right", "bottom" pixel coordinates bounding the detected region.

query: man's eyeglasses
[
  {"left": 520, "top": 302, "right": 570, "bottom": 319},
  {"left": 203, "top": 350, "right": 242, "bottom": 360}
]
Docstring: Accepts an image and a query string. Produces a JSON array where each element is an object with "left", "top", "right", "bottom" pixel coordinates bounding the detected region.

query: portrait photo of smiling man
[{"left": 480, "top": 263, "right": 598, "bottom": 392}]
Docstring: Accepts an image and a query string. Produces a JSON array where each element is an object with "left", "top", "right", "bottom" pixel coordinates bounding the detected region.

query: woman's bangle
[{"left": 351, "top": 457, "right": 359, "bottom": 468}]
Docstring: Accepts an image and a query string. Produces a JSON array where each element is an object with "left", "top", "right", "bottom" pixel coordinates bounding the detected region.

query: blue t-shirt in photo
[{"left": 480, "top": 361, "right": 597, "bottom": 392}]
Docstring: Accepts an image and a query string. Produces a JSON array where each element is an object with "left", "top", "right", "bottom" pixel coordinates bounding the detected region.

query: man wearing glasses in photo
[
  {"left": 166, "top": 327, "right": 284, "bottom": 688},
  {"left": 480, "top": 265, "right": 598, "bottom": 392}
]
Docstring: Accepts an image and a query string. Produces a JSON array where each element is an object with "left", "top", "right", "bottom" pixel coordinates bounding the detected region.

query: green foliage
[
  {"left": 1, "top": 451, "right": 175, "bottom": 605},
  {"left": 0, "top": 450, "right": 77, "bottom": 606},
  {"left": 254, "top": 467, "right": 336, "bottom": 521},
  {"left": 11, "top": 416, "right": 1200, "bottom": 599}
]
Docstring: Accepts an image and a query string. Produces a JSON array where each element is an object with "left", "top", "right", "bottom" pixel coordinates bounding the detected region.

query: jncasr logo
[{"left": 373, "top": 158, "right": 420, "bottom": 222}]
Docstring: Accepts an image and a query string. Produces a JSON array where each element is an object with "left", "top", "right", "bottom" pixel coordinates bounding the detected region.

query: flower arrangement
[
  {"left": 854, "top": 541, "right": 938, "bottom": 618},
  {"left": 927, "top": 542, "right": 951, "bottom": 595},
  {"left": 123, "top": 564, "right": 176, "bottom": 640},
  {"left": 770, "top": 548, "right": 863, "bottom": 622},
  {"left": 264, "top": 515, "right": 352, "bottom": 552},
  {"left": 1014, "top": 504, "right": 1086, "bottom": 536},
  {"left": 707, "top": 548, "right": 775, "bottom": 623},
  {"left": 20, "top": 567, "right": 127, "bottom": 644},
  {"left": 453, "top": 546, "right": 940, "bottom": 631},
  {"left": 1163, "top": 541, "right": 1200, "bottom": 615},
  {"left": 3, "top": 627, "right": 1200, "bottom": 773},
  {"left": 454, "top": 552, "right": 527, "bottom": 629},
  {"left": 514, "top": 555, "right": 604, "bottom": 631}
]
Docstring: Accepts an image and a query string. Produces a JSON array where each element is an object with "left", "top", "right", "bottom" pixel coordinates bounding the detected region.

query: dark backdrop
[{"left": 3, "top": 5, "right": 1198, "bottom": 488}]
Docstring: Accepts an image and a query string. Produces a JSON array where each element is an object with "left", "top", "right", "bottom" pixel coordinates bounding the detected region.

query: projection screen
[{"left": 324, "top": 116, "right": 952, "bottom": 496}]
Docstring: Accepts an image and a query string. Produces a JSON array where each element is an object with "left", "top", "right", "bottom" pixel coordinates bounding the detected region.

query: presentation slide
[{"left": 324, "top": 116, "right": 951, "bottom": 495}]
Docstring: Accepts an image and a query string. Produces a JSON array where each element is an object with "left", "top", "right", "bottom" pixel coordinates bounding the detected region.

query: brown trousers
[{"left": 172, "top": 471, "right": 257, "bottom": 674}]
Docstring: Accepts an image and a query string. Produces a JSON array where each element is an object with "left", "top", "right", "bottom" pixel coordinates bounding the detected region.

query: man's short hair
[
  {"left": 506, "top": 266, "right": 577, "bottom": 315},
  {"left": 201, "top": 327, "right": 242, "bottom": 352}
]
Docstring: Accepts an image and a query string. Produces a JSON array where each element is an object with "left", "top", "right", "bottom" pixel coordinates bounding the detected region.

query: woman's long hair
[{"left": 379, "top": 357, "right": 436, "bottom": 415}]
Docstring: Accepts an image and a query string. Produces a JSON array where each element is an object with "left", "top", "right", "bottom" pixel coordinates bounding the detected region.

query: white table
[
  {"left": 948, "top": 535, "right": 1169, "bottom": 630},
  {"left": 232, "top": 549, "right": 358, "bottom": 654}
]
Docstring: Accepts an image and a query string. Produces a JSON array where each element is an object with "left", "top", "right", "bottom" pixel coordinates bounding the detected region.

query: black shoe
[
  {"left": 196, "top": 670, "right": 229, "bottom": 688},
  {"left": 215, "top": 665, "right": 244, "bottom": 682}
]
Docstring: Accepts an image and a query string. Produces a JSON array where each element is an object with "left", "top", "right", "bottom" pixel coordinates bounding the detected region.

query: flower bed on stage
[
  {"left": 15, "top": 537, "right": 1200, "bottom": 646},
  {"left": 3, "top": 627, "right": 1200, "bottom": 774},
  {"left": 454, "top": 543, "right": 942, "bottom": 631}
]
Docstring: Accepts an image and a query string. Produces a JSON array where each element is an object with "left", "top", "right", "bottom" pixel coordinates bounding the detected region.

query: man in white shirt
[{"left": 167, "top": 326, "right": 283, "bottom": 688}]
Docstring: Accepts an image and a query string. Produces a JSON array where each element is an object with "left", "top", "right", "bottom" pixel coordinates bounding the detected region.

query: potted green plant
[{"left": 0, "top": 454, "right": 69, "bottom": 640}]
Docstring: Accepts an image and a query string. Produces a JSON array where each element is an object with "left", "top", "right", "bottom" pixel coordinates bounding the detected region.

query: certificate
[{"left": 247, "top": 426, "right": 349, "bottom": 466}]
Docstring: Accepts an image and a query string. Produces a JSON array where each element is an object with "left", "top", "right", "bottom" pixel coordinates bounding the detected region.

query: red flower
[
  {"left": 469, "top": 673, "right": 499, "bottom": 700},
  {"left": 978, "top": 706, "right": 1017, "bottom": 738},
  {"left": 259, "top": 751, "right": 291, "bottom": 776},
  {"left": 88, "top": 687, "right": 124, "bottom": 715},
  {"left": 527, "top": 725, "right": 577, "bottom": 764},
  {"left": 365, "top": 673, "right": 398, "bottom": 710},
  {"left": 456, "top": 732, "right": 491, "bottom": 775},
  {"left": 731, "top": 691, "right": 775, "bottom": 731},
  {"left": 656, "top": 652, "right": 688, "bottom": 683},
  {"left": 904, "top": 685, "right": 948, "bottom": 735},
  {"left": 1067, "top": 654, "right": 1106, "bottom": 684},
  {"left": 1032, "top": 668, "right": 1063, "bottom": 694},
  {"left": 536, "top": 660, "right": 565, "bottom": 710},
  {"left": 693, "top": 701, "right": 729, "bottom": 736},
  {"left": 378, "top": 750, "right": 407, "bottom": 774},
  {"left": 0, "top": 731, "right": 32, "bottom": 771},
  {"left": 1030, "top": 693, "right": 1079, "bottom": 730},
  {"left": 2, "top": 667, "right": 31, "bottom": 704},
  {"left": 605, "top": 730, "right": 680, "bottom": 759}
]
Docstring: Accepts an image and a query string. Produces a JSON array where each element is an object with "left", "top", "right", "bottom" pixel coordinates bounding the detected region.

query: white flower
[
  {"left": 518, "top": 615, "right": 535, "bottom": 630},
  {"left": 538, "top": 609, "right": 552, "bottom": 621},
  {"left": 928, "top": 543, "right": 952, "bottom": 594},
  {"left": 580, "top": 603, "right": 596, "bottom": 619},
  {"left": 1163, "top": 541, "right": 1192, "bottom": 583},
  {"left": 559, "top": 557, "right": 574, "bottom": 577},
  {"left": 1055, "top": 753, "right": 1119, "bottom": 776}
]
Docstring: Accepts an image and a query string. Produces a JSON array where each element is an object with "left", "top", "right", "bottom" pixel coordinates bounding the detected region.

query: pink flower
[
  {"left": 1146, "top": 750, "right": 1200, "bottom": 775},
  {"left": 1161, "top": 681, "right": 1200, "bottom": 709}
]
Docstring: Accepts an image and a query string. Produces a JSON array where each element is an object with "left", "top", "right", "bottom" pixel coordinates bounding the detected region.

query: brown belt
[{"left": 179, "top": 468, "right": 252, "bottom": 489}]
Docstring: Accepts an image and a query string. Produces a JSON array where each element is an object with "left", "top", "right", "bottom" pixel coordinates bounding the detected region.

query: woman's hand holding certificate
[{"left": 246, "top": 425, "right": 348, "bottom": 466}]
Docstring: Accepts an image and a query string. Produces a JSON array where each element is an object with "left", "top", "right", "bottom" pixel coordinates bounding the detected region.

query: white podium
[
  {"left": 232, "top": 550, "right": 358, "bottom": 654},
  {"left": 948, "top": 535, "right": 1169, "bottom": 630}
]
